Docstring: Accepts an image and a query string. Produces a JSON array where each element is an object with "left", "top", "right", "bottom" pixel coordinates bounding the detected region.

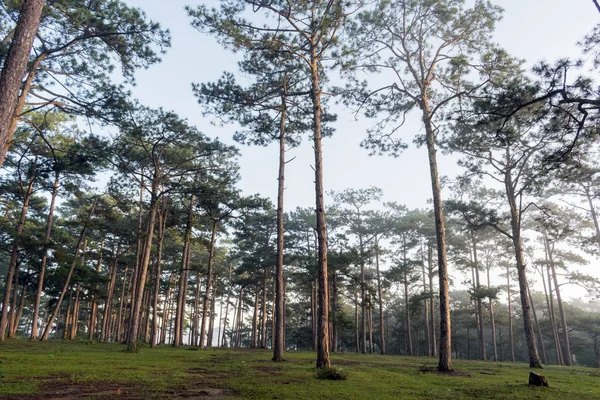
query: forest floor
[{"left": 0, "top": 340, "right": 599, "bottom": 399}]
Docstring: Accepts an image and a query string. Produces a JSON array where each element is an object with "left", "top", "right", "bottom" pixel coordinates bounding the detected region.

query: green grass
[{"left": 0, "top": 340, "right": 599, "bottom": 399}]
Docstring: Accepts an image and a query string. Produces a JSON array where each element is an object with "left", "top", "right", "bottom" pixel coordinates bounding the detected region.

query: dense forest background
[{"left": 1, "top": 0, "right": 600, "bottom": 372}]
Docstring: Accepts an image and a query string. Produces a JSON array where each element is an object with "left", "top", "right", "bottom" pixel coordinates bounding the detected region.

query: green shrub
[{"left": 316, "top": 366, "right": 348, "bottom": 380}]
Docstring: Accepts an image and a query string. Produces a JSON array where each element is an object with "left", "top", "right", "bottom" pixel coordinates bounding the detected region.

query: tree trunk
[
  {"left": 486, "top": 267, "right": 498, "bottom": 362},
  {"left": 200, "top": 220, "right": 218, "bottom": 349},
  {"left": 310, "top": 47, "right": 330, "bottom": 369},
  {"left": 151, "top": 197, "right": 168, "bottom": 347},
  {"left": 273, "top": 84, "right": 287, "bottom": 361},
  {"left": 70, "top": 283, "right": 81, "bottom": 340},
  {"left": 251, "top": 287, "right": 259, "bottom": 348},
  {"left": 0, "top": 159, "right": 36, "bottom": 340},
  {"left": 404, "top": 273, "right": 412, "bottom": 356},
  {"left": 127, "top": 173, "right": 145, "bottom": 343},
  {"left": 375, "top": 238, "right": 385, "bottom": 354},
  {"left": 88, "top": 238, "right": 105, "bottom": 340},
  {"left": 527, "top": 279, "right": 548, "bottom": 365},
  {"left": 585, "top": 187, "right": 600, "bottom": 252},
  {"left": 0, "top": 0, "right": 45, "bottom": 167},
  {"left": 471, "top": 231, "right": 486, "bottom": 360},
  {"left": 428, "top": 242, "right": 437, "bottom": 358},
  {"left": 506, "top": 263, "right": 516, "bottom": 362},
  {"left": 422, "top": 249, "right": 431, "bottom": 357},
  {"left": 30, "top": 171, "right": 59, "bottom": 340},
  {"left": 504, "top": 150, "right": 542, "bottom": 368},
  {"left": 332, "top": 271, "right": 338, "bottom": 353},
  {"left": 9, "top": 270, "right": 29, "bottom": 338},
  {"left": 116, "top": 266, "right": 129, "bottom": 342},
  {"left": 260, "top": 279, "right": 267, "bottom": 349},
  {"left": 422, "top": 109, "right": 452, "bottom": 372},
  {"left": 174, "top": 194, "right": 193, "bottom": 347},
  {"left": 354, "top": 290, "right": 359, "bottom": 353},
  {"left": 221, "top": 264, "right": 232, "bottom": 347},
  {"left": 544, "top": 230, "right": 572, "bottom": 366},
  {"left": 544, "top": 260, "right": 563, "bottom": 365},
  {"left": 41, "top": 198, "right": 97, "bottom": 341},
  {"left": 101, "top": 244, "right": 121, "bottom": 342},
  {"left": 126, "top": 179, "right": 160, "bottom": 351}
]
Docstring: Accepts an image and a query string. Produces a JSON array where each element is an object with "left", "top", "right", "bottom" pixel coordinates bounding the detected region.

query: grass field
[{"left": 0, "top": 340, "right": 599, "bottom": 399}]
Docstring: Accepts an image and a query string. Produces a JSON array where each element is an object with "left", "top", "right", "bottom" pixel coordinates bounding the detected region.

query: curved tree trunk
[
  {"left": 504, "top": 148, "right": 541, "bottom": 368},
  {"left": 41, "top": 198, "right": 97, "bottom": 341},
  {"left": 422, "top": 111, "right": 452, "bottom": 372},
  {"left": 30, "top": 171, "right": 60, "bottom": 340},
  {"left": 0, "top": 0, "right": 45, "bottom": 167}
]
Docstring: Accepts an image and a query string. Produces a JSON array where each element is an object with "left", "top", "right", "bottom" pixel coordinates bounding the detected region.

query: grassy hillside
[{"left": 0, "top": 340, "right": 598, "bottom": 399}]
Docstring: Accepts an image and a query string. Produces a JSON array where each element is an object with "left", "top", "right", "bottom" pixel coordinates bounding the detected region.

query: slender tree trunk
[
  {"left": 0, "top": 162, "right": 36, "bottom": 339},
  {"left": 428, "top": 243, "right": 437, "bottom": 358},
  {"left": 311, "top": 280, "right": 317, "bottom": 351},
  {"left": 506, "top": 263, "right": 516, "bottom": 362},
  {"left": 63, "top": 289, "right": 73, "bottom": 340},
  {"left": 70, "top": 283, "right": 81, "bottom": 340},
  {"left": 126, "top": 178, "right": 160, "bottom": 351},
  {"left": 251, "top": 288, "right": 259, "bottom": 348},
  {"left": 200, "top": 220, "right": 218, "bottom": 349},
  {"left": 504, "top": 153, "right": 542, "bottom": 368},
  {"left": 101, "top": 244, "right": 121, "bottom": 342},
  {"left": 273, "top": 84, "right": 287, "bottom": 361},
  {"left": 486, "top": 267, "right": 498, "bottom": 362},
  {"left": 41, "top": 199, "right": 97, "bottom": 341},
  {"left": 0, "top": 0, "right": 45, "bottom": 167},
  {"left": 116, "top": 266, "right": 129, "bottom": 342},
  {"left": 10, "top": 270, "right": 29, "bottom": 338},
  {"left": 471, "top": 231, "right": 486, "bottom": 360},
  {"left": 585, "top": 187, "right": 600, "bottom": 251},
  {"left": 151, "top": 197, "right": 168, "bottom": 347},
  {"left": 30, "top": 171, "right": 59, "bottom": 340},
  {"left": 422, "top": 109, "right": 452, "bottom": 372},
  {"left": 310, "top": 47, "right": 330, "bottom": 369},
  {"left": 527, "top": 279, "right": 548, "bottom": 365},
  {"left": 221, "top": 264, "right": 232, "bottom": 347},
  {"left": 88, "top": 238, "right": 105, "bottom": 340},
  {"left": 545, "top": 261, "right": 563, "bottom": 365},
  {"left": 354, "top": 290, "right": 359, "bottom": 353},
  {"left": 404, "top": 273, "right": 412, "bottom": 356},
  {"left": 544, "top": 230, "right": 572, "bottom": 366},
  {"left": 375, "top": 238, "right": 385, "bottom": 354},
  {"left": 422, "top": 250, "right": 431, "bottom": 357},
  {"left": 368, "top": 294, "right": 373, "bottom": 354},
  {"left": 260, "top": 279, "right": 267, "bottom": 349},
  {"left": 331, "top": 271, "right": 338, "bottom": 353},
  {"left": 127, "top": 174, "right": 145, "bottom": 343},
  {"left": 208, "top": 283, "right": 217, "bottom": 347},
  {"left": 174, "top": 194, "right": 193, "bottom": 347}
]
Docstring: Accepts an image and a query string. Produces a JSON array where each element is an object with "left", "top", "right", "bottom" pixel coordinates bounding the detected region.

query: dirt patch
[
  {"left": 417, "top": 366, "right": 472, "bottom": 377},
  {"left": 5, "top": 382, "right": 142, "bottom": 399},
  {"left": 6, "top": 380, "right": 234, "bottom": 400}
]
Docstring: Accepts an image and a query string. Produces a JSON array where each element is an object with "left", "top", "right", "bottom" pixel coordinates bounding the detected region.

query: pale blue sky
[{"left": 123, "top": 0, "right": 598, "bottom": 212}]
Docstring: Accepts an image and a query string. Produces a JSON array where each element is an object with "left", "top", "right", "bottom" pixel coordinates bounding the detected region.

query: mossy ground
[{"left": 0, "top": 340, "right": 599, "bottom": 399}]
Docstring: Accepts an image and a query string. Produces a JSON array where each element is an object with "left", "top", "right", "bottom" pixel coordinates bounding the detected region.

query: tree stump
[{"left": 529, "top": 372, "right": 549, "bottom": 387}]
